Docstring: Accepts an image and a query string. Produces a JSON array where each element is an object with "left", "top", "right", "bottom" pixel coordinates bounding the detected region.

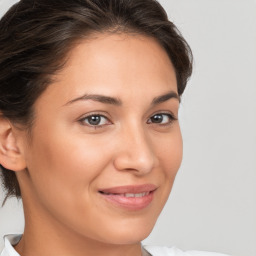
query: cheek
[
  {"left": 26, "top": 133, "right": 110, "bottom": 195},
  {"left": 152, "top": 128, "right": 182, "bottom": 214},
  {"left": 155, "top": 127, "right": 183, "bottom": 179},
  {"left": 23, "top": 130, "right": 116, "bottom": 233}
]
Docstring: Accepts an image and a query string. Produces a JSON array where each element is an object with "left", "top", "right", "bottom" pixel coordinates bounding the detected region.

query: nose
[{"left": 113, "top": 125, "right": 159, "bottom": 175}]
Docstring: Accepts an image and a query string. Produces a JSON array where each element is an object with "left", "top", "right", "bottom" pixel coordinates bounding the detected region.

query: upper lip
[{"left": 99, "top": 184, "right": 157, "bottom": 194}]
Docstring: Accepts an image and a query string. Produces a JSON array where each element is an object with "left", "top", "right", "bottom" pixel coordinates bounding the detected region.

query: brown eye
[
  {"left": 147, "top": 113, "right": 176, "bottom": 124},
  {"left": 150, "top": 114, "right": 163, "bottom": 123}
]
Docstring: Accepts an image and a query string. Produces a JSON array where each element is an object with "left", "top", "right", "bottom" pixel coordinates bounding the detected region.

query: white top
[{"left": 1, "top": 234, "right": 230, "bottom": 256}]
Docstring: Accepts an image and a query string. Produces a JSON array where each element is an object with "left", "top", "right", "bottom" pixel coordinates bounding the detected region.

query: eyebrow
[
  {"left": 65, "top": 94, "right": 122, "bottom": 106},
  {"left": 64, "top": 91, "right": 180, "bottom": 106},
  {"left": 151, "top": 91, "right": 180, "bottom": 105}
]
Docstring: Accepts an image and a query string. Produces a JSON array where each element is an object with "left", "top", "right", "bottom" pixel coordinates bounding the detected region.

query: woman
[{"left": 0, "top": 0, "right": 229, "bottom": 255}]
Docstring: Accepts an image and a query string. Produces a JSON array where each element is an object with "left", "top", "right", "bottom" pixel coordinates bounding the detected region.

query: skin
[{"left": 6, "top": 33, "right": 182, "bottom": 256}]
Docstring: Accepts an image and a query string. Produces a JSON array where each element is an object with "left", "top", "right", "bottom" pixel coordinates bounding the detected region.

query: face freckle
[{"left": 18, "top": 33, "right": 183, "bottom": 245}]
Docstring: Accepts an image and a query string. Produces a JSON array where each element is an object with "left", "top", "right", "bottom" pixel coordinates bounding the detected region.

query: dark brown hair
[{"left": 0, "top": 0, "right": 192, "bottom": 202}]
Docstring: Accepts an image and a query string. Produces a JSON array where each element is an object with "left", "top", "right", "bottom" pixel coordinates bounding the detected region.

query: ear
[{"left": 0, "top": 116, "right": 27, "bottom": 171}]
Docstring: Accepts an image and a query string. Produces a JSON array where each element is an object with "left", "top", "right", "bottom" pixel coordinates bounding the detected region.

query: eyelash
[
  {"left": 78, "top": 113, "right": 111, "bottom": 129},
  {"left": 147, "top": 112, "right": 177, "bottom": 126},
  {"left": 78, "top": 112, "right": 177, "bottom": 129}
]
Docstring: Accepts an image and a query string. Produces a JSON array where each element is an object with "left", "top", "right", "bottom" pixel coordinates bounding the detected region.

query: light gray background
[{"left": 0, "top": 0, "right": 255, "bottom": 256}]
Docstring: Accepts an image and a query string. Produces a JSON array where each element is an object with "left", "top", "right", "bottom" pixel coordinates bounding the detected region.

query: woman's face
[{"left": 18, "top": 33, "right": 182, "bottom": 244}]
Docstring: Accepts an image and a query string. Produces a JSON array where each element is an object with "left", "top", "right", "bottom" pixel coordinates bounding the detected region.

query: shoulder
[{"left": 144, "top": 245, "right": 230, "bottom": 256}]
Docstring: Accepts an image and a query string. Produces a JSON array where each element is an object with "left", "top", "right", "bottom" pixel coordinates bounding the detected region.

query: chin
[
  {"left": 93, "top": 218, "right": 156, "bottom": 245},
  {"left": 102, "top": 230, "right": 152, "bottom": 245}
]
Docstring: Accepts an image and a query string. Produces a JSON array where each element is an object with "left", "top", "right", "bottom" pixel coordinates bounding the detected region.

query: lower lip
[{"left": 100, "top": 191, "right": 155, "bottom": 211}]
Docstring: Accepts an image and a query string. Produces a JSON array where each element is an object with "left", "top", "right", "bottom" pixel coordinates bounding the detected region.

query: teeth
[
  {"left": 100, "top": 191, "right": 150, "bottom": 197},
  {"left": 124, "top": 192, "right": 149, "bottom": 198}
]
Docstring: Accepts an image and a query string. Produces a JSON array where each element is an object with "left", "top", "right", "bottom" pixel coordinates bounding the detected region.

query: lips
[{"left": 98, "top": 184, "right": 157, "bottom": 210}]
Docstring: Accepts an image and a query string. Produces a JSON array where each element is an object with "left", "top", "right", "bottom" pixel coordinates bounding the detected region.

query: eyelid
[
  {"left": 77, "top": 111, "right": 110, "bottom": 121},
  {"left": 148, "top": 111, "right": 177, "bottom": 120},
  {"left": 147, "top": 111, "right": 178, "bottom": 125},
  {"left": 78, "top": 112, "right": 112, "bottom": 128}
]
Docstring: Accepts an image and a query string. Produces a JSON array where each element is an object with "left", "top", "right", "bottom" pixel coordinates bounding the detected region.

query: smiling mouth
[
  {"left": 98, "top": 184, "right": 156, "bottom": 210},
  {"left": 99, "top": 191, "right": 151, "bottom": 198}
]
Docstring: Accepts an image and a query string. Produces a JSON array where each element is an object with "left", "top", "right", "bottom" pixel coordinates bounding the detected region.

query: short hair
[{"left": 0, "top": 0, "right": 193, "bottom": 202}]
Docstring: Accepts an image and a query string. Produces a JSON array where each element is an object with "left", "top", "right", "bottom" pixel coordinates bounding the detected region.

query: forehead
[{"left": 40, "top": 33, "right": 177, "bottom": 106}]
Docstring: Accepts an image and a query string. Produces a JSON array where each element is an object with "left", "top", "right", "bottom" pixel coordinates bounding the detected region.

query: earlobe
[{"left": 0, "top": 116, "right": 26, "bottom": 171}]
